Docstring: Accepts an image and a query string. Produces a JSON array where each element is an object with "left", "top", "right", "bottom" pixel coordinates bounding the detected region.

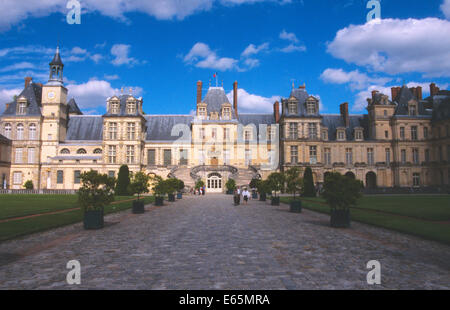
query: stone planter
[
  {"left": 132, "top": 200, "right": 145, "bottom": 214},
  {"left": 289, "top": 200, "right": 302, "bottom": 213},
  {"left": 330, "top": 209, "right": 351, "bottom": 228},
  {"left": 83, "top": 209, "right": 104, "bottom": 230},
  {"left": 154, "top": 196, "right": 164, "bottom": 206},
  {"left": 259, "top": 193, "right": 266, "bottom": 201},
  {"left": 168, "top": 194, "right": 175, "bottom": 202},
  {"left": 271, "top": 197, "right": 280, "bottom": 206},
  {"left": 177, "top": 192, "right": 183, "bottom": 199}
]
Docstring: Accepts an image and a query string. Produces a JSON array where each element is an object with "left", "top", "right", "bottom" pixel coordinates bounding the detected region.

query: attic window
[
  {"left": 409, "top": 105, "right": 417, "bottom": 116},
  {"left": 222, "top": 107, "right": 231, "bottom": 120},
  {"left": 93, "top": 148, "right": 102, "bottom": 154},
  {"left": 306, "top": 100, "right": 316, "bottom": 115},
  {"left": 198, "top": 107, "right": 207, "bottom": 119},
  {"left": 321, "top": 129, "right": 328, "bottom": 141},
  {"left": 288, "top": 101, "right": 297, "bottom": 114},
  {"left": 110, "top": 101, "right": 119, "bottom": 114},
  {"left": 126, "top": 101, "right": 136, "bottom": 114},
  {"left": 77, "top": 148, "right": 87, "bottom": 154},
  {"left": 60, "top": 148, "right": 70, "bottom": 154},
  {"left": 337, "top": 130, "right": 346, "bottom": 141},
  {"left": 355, "top": 130, "right": 363, "bottom": 141},
  {"left": 17, "top": 101, "right": 27, "bottom": 115}
]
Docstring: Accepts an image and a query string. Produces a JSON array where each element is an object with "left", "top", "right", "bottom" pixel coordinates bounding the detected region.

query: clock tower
[{"left": 41, "top": 46, "right": 69, "bottom": 163}]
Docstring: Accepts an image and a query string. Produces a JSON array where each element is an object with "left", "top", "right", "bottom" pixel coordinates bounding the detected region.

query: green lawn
[
  {"left": 280, "top": 195, "right": 450, "bottom": 245},
  {"left": 0, "top": 195, "right": 154, "bottom": 242}
]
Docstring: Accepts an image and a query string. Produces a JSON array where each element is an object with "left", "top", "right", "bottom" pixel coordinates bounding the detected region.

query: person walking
[{"left": 242, "top": 188, "right": 250, "bottom": 205}]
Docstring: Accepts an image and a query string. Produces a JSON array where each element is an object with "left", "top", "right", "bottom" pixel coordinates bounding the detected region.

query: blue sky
[{"left": 0, "top": 0, "right": 449, "bottom": 115}]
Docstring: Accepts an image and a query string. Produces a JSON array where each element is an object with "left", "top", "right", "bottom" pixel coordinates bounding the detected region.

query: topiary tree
[
  {"left": 322, "top": 172, "right": 362, "bottom": 211},
  {"left": 176, "top": 179, "right": 185, "bottom": 193},
  {"left": 285, "top": 167, "right": 303, "bottom": 199},
  {"left": 267, "top": 172, "right": 285, "bottom": 197},
  {"left": 225, "top": 178, "right": 236, "bottom": 192},
  {"left": 78, "top": 170, "right": 115, "bottom": 212},
  {"left": 256, "top": 179, "right": 270, "bottom": 194},
  {"left": 24, "top": 180, "right": 34, "bottom": 190},
  {"left": 151, "top": 176, "right": 167, "bottom": 198},
  {"left": 115, "top": 165, "right": 131, "bottom": 196},
  {"left": 128, "top": 171, "right": 150, "bottom": 201},
  {"left": 302, "top": 167, "right": 316, "bottom": 197}
]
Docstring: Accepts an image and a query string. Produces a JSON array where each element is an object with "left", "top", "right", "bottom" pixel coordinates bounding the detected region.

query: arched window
[
  {"left": 29, "top": 124, "right": 37, "bottom": 140},
  {"left": 16, "top": 123, "right": 24, "bottom": 140},
  {"left": 4, "top": 123, "right": 11, "bottom": 139},
  {"left": 77, "top": 148, "right": 87, "bottom": 154},
  {"left": 93, "top": 148, "right": 102, "bottom": 154},
  {"left": 60, "top": 148, "right": 70, "bottom": 154}
]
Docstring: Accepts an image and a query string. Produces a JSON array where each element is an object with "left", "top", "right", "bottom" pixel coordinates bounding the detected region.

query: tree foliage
[
  {"left": 128, "top": 171, "right": 150, "bottom": 200},
  {"left": 115, "top": 165, "right": 130, "bottom": 196},
  {"left": 285, "top": 167, "right": 303, "bottom": 199},
  {"left": 267, "top": 172, "right": 285, "bottom": 197},
  {"left": 24, "top": 180, "right": 34, "bottom": 190},
  {"left": 302, "top": 167, "right": 316, "bottom": 197},
  {"left": 225, "top": 178, "right": 236, "bottom": 191},
  {"left": 150, "top": 175, "right": 166, "bottom": 197},
  {"left": 165, "top": 178, "right": 180, "bottom": 194},
  {"left": 249, "top": 178, "right": 259, "bottom": 189},
  {"left": 78, "top": 170, "right": 115, "bottom": 212},
  {"left": 195, "top": 179, "right": 205, "bottom": 189},
  {"left": 322, "top": 172, "right": 363, "bottom": 210},
  {"left": 256, "top": 179, "right": 271, "bottom": 195}
]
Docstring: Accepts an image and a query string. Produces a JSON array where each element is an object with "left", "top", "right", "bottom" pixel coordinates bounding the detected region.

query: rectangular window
[
  {"left": 409, "top": 105, "right": 417, "bottom": 116},
  {"left": 288, "top": 102, "right": 297, "bottom": 114},
  {"left": 386, "top": 148, "right": 391, "bottom": 165},
  {"left": 179, "top": 149, "right": 188, "bottom": 165},
  {"left": 385, "top": 131, "right": 389, "bottom": 139},
  {"left": 164, "top": 149, "right": 172, "bottom": 166},
  {"left": 27, "top": 148, "right": 35, "bottom": 164},
  {"left": 126, "top": 145, "right": 135, "bottom": 164},
  {"left": 57, "top": 170, "right": 63, "bottom": 184},
  {"left": 224, "top": 128, "right": 230, "bottom": 141},
  {"left": 324, "top": 148, "right": 331, "bottom": 165},
  {"left": 290, "top": 146, "right": 298, "bottom": 164},
  {"left": 338, "top": 131, "right": 345, "bottom": 140},
  {"left": 224, "top": 150, "right": 230, "bottom": 165},
  {"left": 424, "top": 127, "right": 429, "bottom": 139},
  {"left": 308, "top": 123, "right": 317, "bottom": 139},
  {"left": 400, "top": 127, "right": 405, "bottom": 140},
  {"left": 244, "top": 130, "right": 252, "bottom": 141},
  {"left": 412, "top": 148, "right": 419, "bottom": 164},
  {"left": 15, "top": 148, "right": 23, "bottom": 163},
  {"left": 411, "top": 126, "right": 418, "bottom": 141},
  {"left": 289, "top": 123, "right": 298, "bottom": 139},
  {"left": 13, "top": 172, "right": 22, "bottom": 184},
  {"left": 413, "top": 173, "right": 420, "bottom": 187},
  {"left": 108, "top": 145, "right": 117, "bottom": 164},
  {"left": 401, "top": 149, "right": 406, "bottom": 164},
  {"left": 345, "top": 148, "right": 353, "bottom": 165},
  {"left": 74, "top": 170, "right": 81, "bottom": 184},
  {"left": 29, "top": 125, "right": 37, "bottom": 140},
  {"left": 147, "top": 149, "right": 156, "bottom": 165},
  {"left": 17, "top": 102, "right": 26, "bottom": 115},
  {"left": 367, "top": 148, "right": 374, "bottom": 165},
  {"left": 245, "top": 150, "right": 252, "bottom": 166},
  {"left": 425, "top": 149, "right": 430, "bottom": 163},
  {"left": 199, "top": 150, "right": 205, "bottom": 165},
  {"left": 212, "top": 128, "right": 217, "bottom": 139},
  {"left": 322, "top": 130, "right": 328, "bottom": 141},
  {"left": 199, "top": 128, "right": 205, "bottom": 140},
  {"left": 309, "top": 146, "right": 317, "bottom": 164},
  {"left": 108, "top": 171, "right": 115, "bottom": 178},
  {"left": 109, "top": 122, "right": 118, "bottom": 140},
  {"left": 127, "top": 123, "right": 136, "bottom": 140}
]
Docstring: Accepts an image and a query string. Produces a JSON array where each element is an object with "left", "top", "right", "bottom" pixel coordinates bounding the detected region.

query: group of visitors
[
  {"left": 234, "top": 187, "right": 251, "bottom": 205},
  {"left": 190, "top": 186, "right": 206, "bottom": 196}
]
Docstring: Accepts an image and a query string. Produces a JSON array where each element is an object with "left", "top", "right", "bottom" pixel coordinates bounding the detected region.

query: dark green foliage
[
  {"left": 256, "top": 179, "right": 270, "bottom": 195},
  {"left": 225, "top": 178, "right": 236, "bottom": 191},
  {"left": 176, "top": 179, "right": 185, "bottom": 192},
  {"left": 24, "top": 180, "right": 34, "bottom": 190},
  {"left": 322, "top": 172, "right": 362, "bottom": 210},
  {"left": 128, "top": 171, "right": 150, "bottom": 200},
  {"left": 285, "top": 167, "right": 303, "bottom": 199},
  {"left": 195, "top": 179, "right": 205, "bottom": 189},
  {"left": 267, "top": 172, "right": 285, "bottom": 197},
  {"left": 302, "top": 167, "right": 316, "bottom": 197},
  {"left": 165, "top": 178, "right": 180, "bottom": 194},
  {"left": 116, "top": 165, "right": 130, "bottom": 196},
  {"left": 150, "top": 175, "right": 166, "bottom": 198},
  {"left": 78, "top": 170, "right": 115, "bottom": 212},
  {"left": 249, "top": 178, "right": 259, "bottom": 189}
]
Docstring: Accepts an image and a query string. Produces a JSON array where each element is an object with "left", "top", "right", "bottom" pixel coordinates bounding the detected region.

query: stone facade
[{"left": 1, "top": 48, "right": 449, "bottom": 191}]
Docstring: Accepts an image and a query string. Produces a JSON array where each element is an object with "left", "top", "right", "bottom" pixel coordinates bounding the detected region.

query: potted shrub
[
  {"left": 78, "top": 170, "right": 115, "bottom": 230},
  {"left": 302, "top": 167, "right": 316, "bottom": 197},
  {"left": 151, "top": 175, "right": 166, "bottom": 206},
  {"left": 166, "top": 178, "right": 179, "bottom": 202},
  {"left": 129, "top": 171, "right": 150, "bottom": 214},
  {"left": 267, "top": 172, "right": 285, "bottom": 206},
  {"left": 195, "top": 180, "right": 205, "bottom": 194},
  {"left": 286, "top": 167, "right": 303, "bottom": 213},
  {"left": 322, "top": 172, "right": 362, "bottom": 228},
  {"left": 176, "top": 179, "right": 185, "bottom": 199},
  {"left": 256, "top": 180, "right": 270, "bottom": 201},
  {"left": 249, "top": 178, "right": 259, "bottom": 199},
  {"left": 225, "top": 178, "right": 236, "bottom": 195},
  {"left": 24, "top": 180, "right": 34, "bottom": 190}
]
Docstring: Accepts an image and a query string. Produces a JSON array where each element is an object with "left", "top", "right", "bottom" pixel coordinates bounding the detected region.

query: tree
[
  {"left": 302, "top": 167, "right": 316, "bottom": 197},
  {"left": 249, "top": 178, "right": 259, "bottom": 190},
  {"left": 78, "top": 170, "right": 115, "bottom": 212},
  {"left": 165, "top": 178, "right": 179, "bottom": 195},
  {"left": 225, "top": 178, "right": 236, "bottom": 192},
  {"left": 256, "top": 179, "right": 270, "bottom": 195},
  {"left": 24, "top": 180, "right": 34, "bottom": 190},
  {"left": 267, "top": 172, "right": 285, "bottom": 197},
  {"left": 322, "top": 172, "right": 362, "bottom": 211},
  {"left": 116, "top": 165, "right": 130, "bottom": 196},
  {"left": 285, "top": 167, "right": 303, "bottom": 199},
  {"left": 128, "top": 171, "right": 150, "bottom": 200},
  {"left": 150, "top": 175, "right": 166, "bottom": 198},
  {"left": 195, "top": 179, "right": 205, "bottom": 189},
  {"left": 176, "top": 179, "right": 185, "bottom": 193}
]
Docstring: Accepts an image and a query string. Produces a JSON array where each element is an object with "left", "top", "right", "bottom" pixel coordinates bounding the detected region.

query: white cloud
[
  {"left": 320, "top": 68, "right": 392, "bottom": 90},
  {"left": 241, "top": 42, "right": 269, "bottom": 57},
  {"left": 279, "top": 44, "right": 306, "bottom": 53},
  {"left": 0, "top": 87, "right": 21, "bottom": 113},
  {"left": 104, "top": 74, "right": 120, "bottom": 80},
  {"left": 442, "top": 0, "right": 450, "bottom": 19},
  {"left": 243, "top": 58, "right": 260, "bottom": 69},
  {"left": 111, "top": 44, "right": 140, "bottom": 66},
  {"left": 226, "top": 88, "right": 280, "bottom": 113},
  {"left": 279, "top": 30, "right": 299, "bottom": 43},
  {"left": 184, "top": 42, "right": 238, "bottom": 71},
  {"left": 327, "top": 18, "right": 450, "bottom": 77},
  {"left": 0, "top": 62, "right": 35, "bottom": 73}
]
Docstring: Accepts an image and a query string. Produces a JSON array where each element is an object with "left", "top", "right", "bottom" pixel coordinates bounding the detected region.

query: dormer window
[
  {"left": 355, "top": 129, "right": 363, "bottom": 141},
  {"left": 127, "top": 101, "right": 136, "bottom": 114},
  {"left": 222, "top": 107, "right": 231, "bottom": 120},
  {"left": 306, "top": 98, "right": 317, "bottom": 115},
  {"left": 110, "top": 101, "right": 119, "bottom": 114},
  {"left": 288, "top": 101, "right": 297, "bottom": 114},
  {"left": 337, "top": 129, "right": 346, "bottom": 141},
  {"left": 409, "top": 105, "right": 417, "bottom": 116},
  {"left": 17, "top": 98, "right": 27, "bottom": 115},
  {"left": 198, "top": 107, "right": 207, "bottom": 119},
  {"left": 321, "top": 129, "right": 328, "bottom": 141}
]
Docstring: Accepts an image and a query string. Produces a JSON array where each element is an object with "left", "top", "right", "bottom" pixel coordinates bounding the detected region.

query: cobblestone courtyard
[{"left": 0, "top": 194, "right": 449, "bottom": 289}]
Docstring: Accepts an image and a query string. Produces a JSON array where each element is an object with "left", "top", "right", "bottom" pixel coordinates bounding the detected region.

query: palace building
[{"left": 1, "top": 47, "right": 449, "bottom": 192}]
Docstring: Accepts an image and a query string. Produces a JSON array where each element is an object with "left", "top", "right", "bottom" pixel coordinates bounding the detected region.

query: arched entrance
[
  {"left": 345, "top": 171, "right": 356, "bottom": 179},
  {"left": 207, "top": 172, "right": 222, "bottom": 193},
  {"left": 366, "top": 172, "right": 377, "bottom": 189}
]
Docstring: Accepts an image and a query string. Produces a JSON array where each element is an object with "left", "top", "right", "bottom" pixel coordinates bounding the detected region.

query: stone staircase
[{"left": 171, "top": 167, "right": 196, "bottom": 189}]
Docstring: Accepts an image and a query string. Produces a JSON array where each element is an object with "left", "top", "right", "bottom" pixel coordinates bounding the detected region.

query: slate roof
[
  {"left": 393, "top": 86, "right": 430, "bottom": 116},
  {"left": 431, "top": 92, "right": 450, "bottom": 122},
  {"left": 145, "top": 115, "right": 194, "bottom": 142},
  {"left": 321, "top": 115, "right": 369, "bottom": 141},
  {"left": 103, "top": 95, "right": 143, "bottom": 117},
  {"left": 66, "top": 116, "right": 103, "bottom": 141},
  {"left": 2, "top": 82, "right": 42, "bottom": 116},
  {"left": 281, "top": 87, "right": 320, "bottom": 117},
  {"left": 50, "top": 47, "right": 64, "bottom": 67},
  {"left": 68, "top": 98, "right": 82, "bottom": 115},
  {"left": 203, "top": 87, "right": 236, "bottom": 118}
]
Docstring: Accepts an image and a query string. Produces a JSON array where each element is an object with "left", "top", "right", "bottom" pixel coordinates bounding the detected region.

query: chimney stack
[
  {"left": 233, "top": 81, "right": 238, "bottom": 117},
  {"left": 25, "top": 77, "right": 32, "bottom": 88},
  {"left": 391, "top": 87, "right": 401, "bottom": 101},
  {"left": 430, "top": 83, "right": 440, "bottom": 97},
  {"left": 274, "top": 101, "right": 280, "bottom": 123},
  {"left": 340, "top": 102, "right": 349, "bottom": 128},
  {"left": 196, "top": 81, "right": 202, "bottom": 104},
  {"left": 415, "top": 86, "right": 423, "bottom": 100}
]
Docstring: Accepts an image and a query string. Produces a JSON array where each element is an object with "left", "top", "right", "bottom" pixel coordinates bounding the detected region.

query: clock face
[{"left": 47, "top": 91, "right": 55, "bottom": 99}]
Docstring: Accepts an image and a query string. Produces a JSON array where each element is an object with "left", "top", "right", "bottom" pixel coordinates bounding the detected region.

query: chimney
[
  {"left": 5, "top": 103, "right": 9, "bottom": 110},
  {"left": 371, "top": 90, "right": 378, "bottom": 98},
  {"left": 430, "top": 83, "right": 440, "bottom": 97},
  {"left": 416, "top": 86, "right": 422, "bottom": 100},
  {"left": 196, "top": 81, "right": 202, "bottom": 104},
  {"left": 25, "top": 77, "right": 32, "bottom": 88},
  {"left": 274, "top": 101, "right": 280, "bottom": 123},
  {"left": 233, "top": 81, "right": 238, "bottom": 117},
  {"left": 391, "top": 87, "right": 400, "bottom": 101},
  {"left": 340, "top": 102, "right": 349, "bottom": 127}
]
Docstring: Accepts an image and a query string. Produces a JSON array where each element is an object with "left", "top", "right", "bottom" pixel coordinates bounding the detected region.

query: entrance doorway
[
  {"left": 366, "top": 172, "right": 377, "bottom": 189},
  {"left": 207, "top": 172, "right": 222, "bottom": 193}
]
